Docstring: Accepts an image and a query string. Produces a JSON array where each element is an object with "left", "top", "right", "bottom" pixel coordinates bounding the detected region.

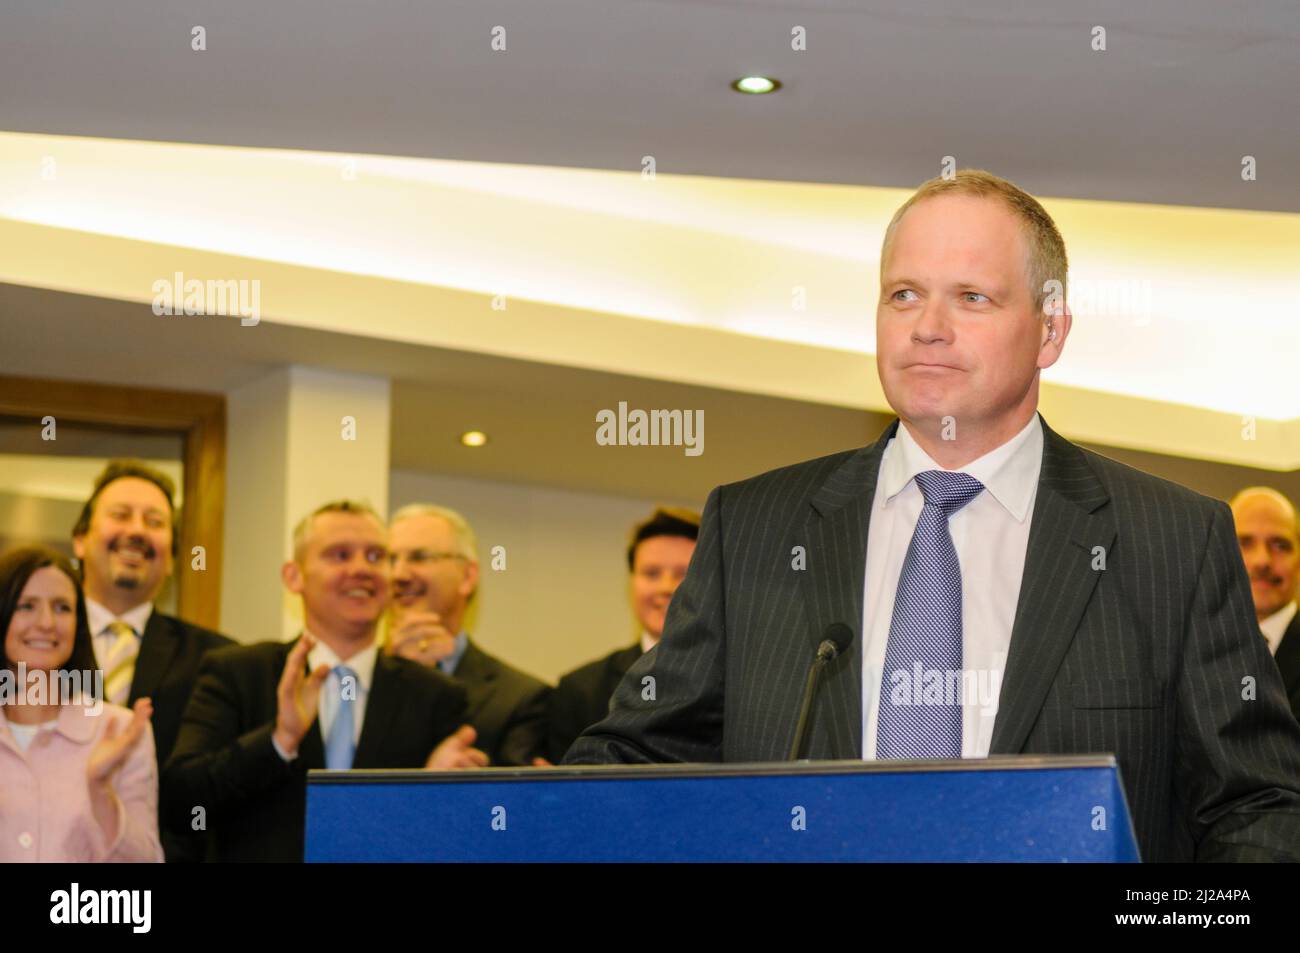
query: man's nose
[{"left": 911, "top": 301, "right": 954, "bottom": 344}]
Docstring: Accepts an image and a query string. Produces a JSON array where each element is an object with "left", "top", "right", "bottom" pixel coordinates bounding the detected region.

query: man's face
[
  {"left": 1232, "top": 494, "right": 1300, "bottom": 620},
  {"left": 285, "top": 512, "right": 390, "bottom": 632},
  {"left": 388, "top": 515, "right": 477, "bottom": 631},
  {"left": 73, "top": 477, "right": 174, "bottom": 607},
  {"left": 876, "top": 194, "right": 1056, "bottom": 438},
  {"left": 631, "top": 535, "right": 696, "bottom": 640}
]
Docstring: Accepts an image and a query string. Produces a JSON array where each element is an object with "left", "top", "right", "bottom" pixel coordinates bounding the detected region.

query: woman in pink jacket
[{"left": 0, "top": 546, "right": 163, "bottom": 862}]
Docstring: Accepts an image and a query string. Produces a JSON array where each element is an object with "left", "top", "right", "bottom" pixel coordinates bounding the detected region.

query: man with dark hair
[
  {"left": 72, "top": 458, "right": 233, "bottom": 862},
  {"left": 545, "top": 507, "right": 700, "bottom": 763},
  {"left": 165, "top": 500, "right": 485, "bottom": 862}
]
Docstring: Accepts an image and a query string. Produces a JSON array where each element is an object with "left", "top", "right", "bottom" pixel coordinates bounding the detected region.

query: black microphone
[{"left": 788, "top": 622, "right": 855, "bottom": 761}]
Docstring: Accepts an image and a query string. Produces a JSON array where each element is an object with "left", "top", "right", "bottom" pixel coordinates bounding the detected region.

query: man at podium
[{"left": 565, "top": 169, "right": 1300, "bottom": 863}]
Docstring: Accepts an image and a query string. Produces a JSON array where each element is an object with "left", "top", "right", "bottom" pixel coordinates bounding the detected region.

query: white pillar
[{"left": 221, "top": 366, "right": 391, "bottom": 641}]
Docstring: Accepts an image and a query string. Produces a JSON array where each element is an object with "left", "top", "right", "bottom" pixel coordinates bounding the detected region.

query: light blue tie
[
  {"left": 324, "top": 665, "right": 357, "bottom": 770},
  {"left": 876, "top": 470, "right": 984, "bottom": 759}
]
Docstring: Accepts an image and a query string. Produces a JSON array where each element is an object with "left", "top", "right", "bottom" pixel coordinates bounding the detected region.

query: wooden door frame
[{"left": 0, "top": 375, "right": 226, "bottom": 629}]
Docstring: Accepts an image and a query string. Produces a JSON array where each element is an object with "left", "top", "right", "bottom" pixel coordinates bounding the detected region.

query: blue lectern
[{"left": 304, "top": 754, "right": 1139, "bottom": 862}]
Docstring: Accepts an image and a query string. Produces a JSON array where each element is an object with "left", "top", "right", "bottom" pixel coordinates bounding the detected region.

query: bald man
[{"left": 1231, "top": 487, "right": 1300, "bottom": 719}]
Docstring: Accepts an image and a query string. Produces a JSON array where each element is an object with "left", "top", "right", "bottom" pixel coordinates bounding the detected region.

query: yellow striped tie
[{"left": 102, "top": 620, "right": 138, "bottom": 706}]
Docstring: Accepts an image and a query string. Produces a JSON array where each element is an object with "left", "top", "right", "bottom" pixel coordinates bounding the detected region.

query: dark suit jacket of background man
[
  {"left": 566, "top": 416, "right": 1300, "bottom": 862},
  {"left": 1275, "top": 613, "right": 1300, "bottom": 722},
  {"left": 454, "top": 639, "right": 550, "bottom": 766},
  {"left": 547, "top": 642, "right": 642, "bottom": 763},
  {"left": 127, "top": 611, "right": 233, "bottom": 862},
  {"left": 163, "top": 637, "right": 468, "bottom": 862}
]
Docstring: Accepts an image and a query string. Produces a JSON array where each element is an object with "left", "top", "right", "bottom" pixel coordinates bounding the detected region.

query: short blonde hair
[
  {"left": 292, "top": 499, "right": 384, "bottom": 560},
  {"left": 880, "top": 169, "right": 1068, "bottom": 313}
]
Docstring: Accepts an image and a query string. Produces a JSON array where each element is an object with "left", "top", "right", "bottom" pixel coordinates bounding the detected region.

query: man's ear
[
  {"left": 1038, "top": 302, "right": 1072, "bottom": 370},
  {"left": 282, "top": 559, "right": 304, "bottom": 595},
  {"left": 460, "top": 560, "right": 480, "bottom": 601}
]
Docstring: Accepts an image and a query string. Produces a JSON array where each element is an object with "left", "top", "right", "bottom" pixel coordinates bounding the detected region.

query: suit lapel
[
  {"left": 281, "top": 637, "right": 327, "bottom": 770},
  {"left": 128, "top": 611, "right": 178, "bottom": 705},
  {"left": 353, "top": 653, "right": 402, "bottom": 768},
  {"left": 1273, "top": 615, "right": 1300, "bottom": 696},
  {"left": 989, "top": 419, "right": 1113, "bottom": 754},
  {"left": 453, "top": 641, "right": 492, "bottom": 683},
  {"left": 451, "top": 640, "right": 495, "bottom": 723},
  {"left": 798, "top": 421, "right": 896, "bottom": 759}
]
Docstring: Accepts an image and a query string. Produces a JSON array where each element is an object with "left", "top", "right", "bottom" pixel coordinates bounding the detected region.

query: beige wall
[
  {"left": 222, "top": 366, "right": 391, "bottom": 642},
  {"left": 389, "top": 469, "right": 701, "bottom": 685}
]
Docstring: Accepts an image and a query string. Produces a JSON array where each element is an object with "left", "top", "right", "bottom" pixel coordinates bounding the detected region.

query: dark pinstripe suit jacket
[
  {"left": 1276, "top": 613, "right": 1300, "bottom": 722},
  {"left": 566, "top": 416, "right": 1300, "bottom": 862}
]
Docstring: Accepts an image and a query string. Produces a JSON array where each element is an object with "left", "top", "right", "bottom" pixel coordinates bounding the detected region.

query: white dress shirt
[
  {"left": 862, "top": 415, "right": 1043, "bottom": 759},
  {"left": 86, "top": 598, "right": 154, "bottom": 668},
  {"left": 308, "top": 637, "right": 377, "bottom": 747},
  {"left": 273, "top": 636, "right": 378, "bottom": 762},
  {"left": 1260, "top": 601, "right": 1298, "bottom": 657}
]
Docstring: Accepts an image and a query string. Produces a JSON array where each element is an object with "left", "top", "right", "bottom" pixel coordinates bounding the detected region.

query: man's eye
[
  {"left": 892, "top": 289, "right": 918, "bottom": 302},
  {"left": 962, "top": 292, "right": 989, "bottom": 303}
]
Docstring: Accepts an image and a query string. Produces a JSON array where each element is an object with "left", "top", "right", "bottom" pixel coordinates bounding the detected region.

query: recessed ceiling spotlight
[
  {"left": 732, "top": 75, "right": 781, "bottom": 95},
  {"left": 460, "top": 430, "right": 488, "bottom": 448}
]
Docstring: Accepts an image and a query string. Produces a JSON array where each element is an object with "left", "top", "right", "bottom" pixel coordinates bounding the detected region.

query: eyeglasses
[{"left": 389, "top": 549, "right": 468, "bottom": 566}]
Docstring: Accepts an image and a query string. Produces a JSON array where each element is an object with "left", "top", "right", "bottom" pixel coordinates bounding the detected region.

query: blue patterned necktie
[
  {"left": 324, "top": 665, "right": 357, "bottom": 770},
  {"left": 876, "top": 470, "right": 985, "bottom": 759}
]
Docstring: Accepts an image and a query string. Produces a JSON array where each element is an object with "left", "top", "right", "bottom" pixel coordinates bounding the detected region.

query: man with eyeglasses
[
  {"left": 386, "top": 503, "right": 551, "bottom": 767},
  {"left": 165, "top": 500, "right": 485, "bottom": 862}
]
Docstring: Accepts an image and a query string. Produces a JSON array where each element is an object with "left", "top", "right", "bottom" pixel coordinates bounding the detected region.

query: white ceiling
[
  {"left": 0, "top": 281, "right": 880, "bottom": 502},
  {"left": 2, "top": 0, "right": 1298, "bottom": 212}
]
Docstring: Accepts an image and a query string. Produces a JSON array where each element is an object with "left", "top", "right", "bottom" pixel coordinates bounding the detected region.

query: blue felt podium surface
[{"left": 304, "top": 754, "right": 1139, "bottom": 862}]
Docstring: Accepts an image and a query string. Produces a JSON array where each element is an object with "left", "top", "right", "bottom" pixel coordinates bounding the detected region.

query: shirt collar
[
  {"left": 1260, "top": 601, "right": 1298, "bottom": 655},
  {"left": 85, "top": 598, "right": 154, "bottom": 639},
  {"left": 639, "top": 630, "right": 658, "bottom": 654},
  {"left": 307, "top": 634, "right": 378, "bottom": 692},
  {"left": 881, "top": 415, "right": 1043, "bottom": 522},
  {"left": 438, "top": 631, "right": 471, "bottom": 677}
]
